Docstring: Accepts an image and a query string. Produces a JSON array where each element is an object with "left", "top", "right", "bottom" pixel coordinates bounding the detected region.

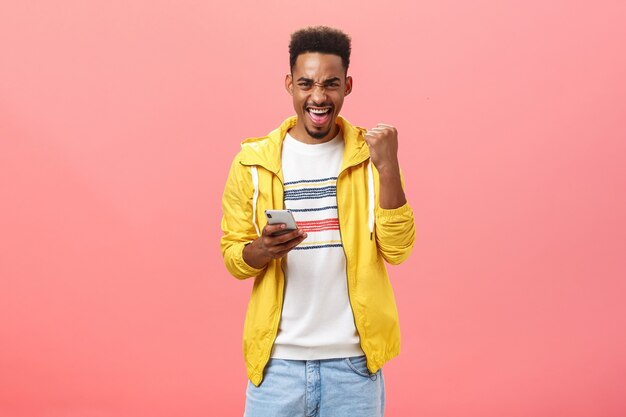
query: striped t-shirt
[{"left": 271, "top": 131, "right": 363, "bottom": 360}]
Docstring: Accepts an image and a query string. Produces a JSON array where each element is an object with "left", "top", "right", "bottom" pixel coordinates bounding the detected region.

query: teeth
[{"left": 308, "top": 108, "right": 331, "bottom": 114}]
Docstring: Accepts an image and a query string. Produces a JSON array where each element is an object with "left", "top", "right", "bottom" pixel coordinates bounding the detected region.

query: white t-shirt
[{"left": 271, "top": 131, "right": 364, "bottom": 360}]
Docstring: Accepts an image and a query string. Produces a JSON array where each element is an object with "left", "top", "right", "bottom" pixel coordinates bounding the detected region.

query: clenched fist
[{"left": 364, "top": 123, "right": 400, "bottom": 175}]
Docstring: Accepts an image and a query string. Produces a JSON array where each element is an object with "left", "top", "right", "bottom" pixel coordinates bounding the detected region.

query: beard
[{"left": 305, "top": 125, "right": 332, "bottom": 140}]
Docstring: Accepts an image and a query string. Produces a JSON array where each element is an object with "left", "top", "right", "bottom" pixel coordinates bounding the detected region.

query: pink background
[{"left": 1, "top": 1, "right": 625, "bottom": 416}]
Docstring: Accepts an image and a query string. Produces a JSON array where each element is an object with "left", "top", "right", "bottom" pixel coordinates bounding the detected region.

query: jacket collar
[{"left": 239, "top": 115, "right": 370, "bottom": 177}]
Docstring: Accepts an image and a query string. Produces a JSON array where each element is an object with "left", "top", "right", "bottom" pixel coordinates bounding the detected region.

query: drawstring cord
[
  {"left": 367, "top": 161, "right": 375, "bottom": 240},
  {"left": 250, "top": 166, "right": 261, "bottom": 237}
]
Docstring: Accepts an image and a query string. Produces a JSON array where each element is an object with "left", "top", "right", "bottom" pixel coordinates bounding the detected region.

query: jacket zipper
[
  {"left": 257, "top": 165, "right": 286, "bottom": 379},
  {"left": 336, "top": 158, "right": 371, "bottom": 361}
]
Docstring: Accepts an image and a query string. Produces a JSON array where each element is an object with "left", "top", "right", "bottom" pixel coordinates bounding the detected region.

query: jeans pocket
[{"left": 345, "top": 356, "right": 376, "bottom": 378}]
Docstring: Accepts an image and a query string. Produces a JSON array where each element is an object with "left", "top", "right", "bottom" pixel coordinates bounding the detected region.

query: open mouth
[{"left": 306, "top": 106, "right": 333, "bottom": 126}]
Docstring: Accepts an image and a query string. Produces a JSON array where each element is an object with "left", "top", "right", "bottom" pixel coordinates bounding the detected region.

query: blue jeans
[{"left": 244, "top": 356, "right": 385, "bottom": 417}]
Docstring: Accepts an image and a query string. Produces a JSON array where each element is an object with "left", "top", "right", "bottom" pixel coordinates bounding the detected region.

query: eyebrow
[{"left": 296, "top": 77, "right": 342, "bottom": 84}]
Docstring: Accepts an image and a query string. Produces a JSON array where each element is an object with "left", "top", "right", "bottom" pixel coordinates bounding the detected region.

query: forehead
[{"left": 292, "top": 52, "right": 345, "bottom": 78}]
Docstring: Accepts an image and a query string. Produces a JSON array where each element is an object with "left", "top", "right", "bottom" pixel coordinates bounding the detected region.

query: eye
[{"left": 298, "top": 82, "right": 312, "bottom": 90}]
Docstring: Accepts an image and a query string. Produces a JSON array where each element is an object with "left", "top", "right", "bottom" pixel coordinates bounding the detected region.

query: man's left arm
[{"left": 364, "top": 124, "right": 416, "bottom": 264}]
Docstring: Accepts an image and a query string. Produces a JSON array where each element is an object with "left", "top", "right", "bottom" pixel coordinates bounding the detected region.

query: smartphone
[{"left": 265, "top": 210, "right": 298, "bottom": 235}]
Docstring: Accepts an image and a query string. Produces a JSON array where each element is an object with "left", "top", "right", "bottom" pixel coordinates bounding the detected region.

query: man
[{"left": 221, "top": 26, "right": 415, "bottom": 417}]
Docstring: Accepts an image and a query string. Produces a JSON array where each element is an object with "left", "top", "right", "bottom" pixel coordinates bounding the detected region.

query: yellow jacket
[{"left": 221, "top": 116, "right": 415, "bottom": 386}]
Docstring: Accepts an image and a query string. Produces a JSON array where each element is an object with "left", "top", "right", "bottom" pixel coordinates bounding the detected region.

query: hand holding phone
[
  {"left": 242, "top": 209, "right": 306, "bottom": 268},
  {"left": 265, "top": 210, "right": 298, "bottom": 235}
]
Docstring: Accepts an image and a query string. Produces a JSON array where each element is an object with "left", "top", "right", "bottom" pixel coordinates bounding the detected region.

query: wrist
[
  {"left": 243, "top": 239, "right": 271, "bottom": 269},
  {"left": 376, "top": 162, "right": 401, "bottom": 179}
]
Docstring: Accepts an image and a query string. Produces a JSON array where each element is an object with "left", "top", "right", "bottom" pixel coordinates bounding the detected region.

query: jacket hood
[{"left": 238, "top": 115, "right": 370, "bottom": 175}]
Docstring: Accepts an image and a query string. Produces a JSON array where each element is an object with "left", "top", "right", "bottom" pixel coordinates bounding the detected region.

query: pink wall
[{"left": 1, "top": 1, "right": 625, "bottom": 416}]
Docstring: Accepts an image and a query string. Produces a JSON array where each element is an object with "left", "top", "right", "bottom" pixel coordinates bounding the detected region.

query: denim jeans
[{"left": 244, "top": 356, "right": 385, "bottom": 417}]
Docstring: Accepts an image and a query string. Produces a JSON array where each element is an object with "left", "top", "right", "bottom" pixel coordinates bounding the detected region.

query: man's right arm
[
  {"left": 221, "top": 157, "right": 265, "bottom": 279},
  {"left": 221, "top": 158, "right": 306, "bottom": 278}
]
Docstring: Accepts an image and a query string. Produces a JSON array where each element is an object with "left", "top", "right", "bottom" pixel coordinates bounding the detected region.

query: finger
[
  {"left": 274, "top": 233, "right": 308, "bottom": 255},
  {"left": 265, "top": 228, "right": 304, "bottom": 244},
  {"left": 377, "top": 123, "right": 395, "bottom": 128},
  {"left": 274, "top": 228, "right": 305, "bottom": 244},
  {"left": 268, "top": 233, "right": 307, "bottom": 257},
  {"left": 263, "top": 223, "right": 289, "bottom": 236},
  {"left": 364, "top": 130, "right": 381, "bottom": 138},
  {"left": 367, "top": 127, "right": 390, "bottom": 135},
  {"left": 370, "top": 127, "right": 391, "bottom": 133}
]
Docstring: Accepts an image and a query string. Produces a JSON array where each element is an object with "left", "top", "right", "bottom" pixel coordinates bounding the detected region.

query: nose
[{"left": 310, "top": 83, "right": 327, "bottom": 102}]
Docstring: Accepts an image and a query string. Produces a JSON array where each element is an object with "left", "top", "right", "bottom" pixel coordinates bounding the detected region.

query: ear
[
  {"left": 344, "top": 75, "right": 353, "bottom": 96},
  {"left": 285, "top": 74, "right": 293, "bottom": 96}
]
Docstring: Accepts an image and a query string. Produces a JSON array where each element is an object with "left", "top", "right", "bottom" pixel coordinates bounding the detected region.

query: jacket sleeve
[
  {"left": 374, "top": 169, "right": 416, "bottom": 265},
  {"left": 220, "top": 156, "right": 266, "bottom": 279}
]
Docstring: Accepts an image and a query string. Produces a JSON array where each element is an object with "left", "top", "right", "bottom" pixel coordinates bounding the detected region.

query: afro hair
[{"left": 289, "top": 26, "right": 352, "bottom": 73}]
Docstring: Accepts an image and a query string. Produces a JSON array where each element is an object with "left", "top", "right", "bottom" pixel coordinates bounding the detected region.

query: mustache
[{"left": 305, "top": 102, "right": 334, "bottom": 108}]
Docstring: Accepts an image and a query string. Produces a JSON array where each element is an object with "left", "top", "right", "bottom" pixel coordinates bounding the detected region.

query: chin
[{"left": 305, "top": 127, "right": 331, "bottom": 140}]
